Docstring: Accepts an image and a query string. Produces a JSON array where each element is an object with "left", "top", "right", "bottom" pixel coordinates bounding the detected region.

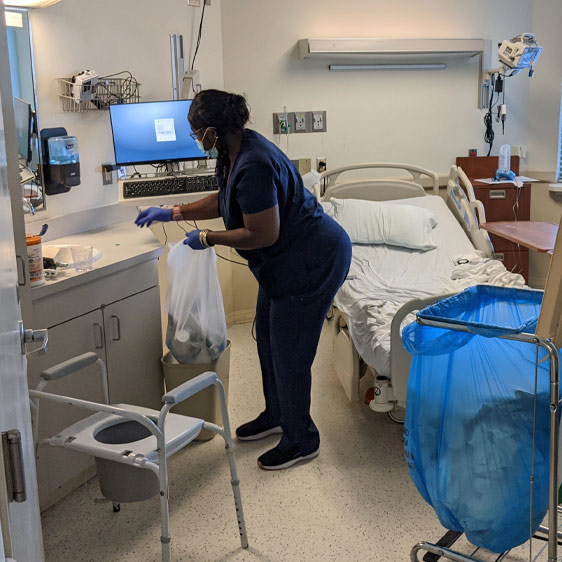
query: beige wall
[
  {"left": 30, "top": 0, "right": 225, "bottom": 219},
  {"left": 529, "top": 181, "right": 562, "bottom": 287},
  {"left": 525, "top": 1, "right": 562, "bottom": 287},
  {"left": 527, "top": 0, "right": 562, "bottom": 175},
  {"left": 220, "top": 0, "right": 533, "bottom": 173}
]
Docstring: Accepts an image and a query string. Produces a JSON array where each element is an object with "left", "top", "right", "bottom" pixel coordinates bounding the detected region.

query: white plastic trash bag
[{"left": 165, "top": 242, "right": 227, "bottom": 364}]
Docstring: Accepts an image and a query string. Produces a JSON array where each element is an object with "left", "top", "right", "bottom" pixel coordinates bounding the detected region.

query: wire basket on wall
[{"left": 58, "top": 73, "right": 141, "bottom": 112}]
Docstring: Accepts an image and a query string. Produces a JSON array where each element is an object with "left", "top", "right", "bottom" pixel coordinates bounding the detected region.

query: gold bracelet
[{"left": 199, "top": 229, "right": 214, "bottom": 248}]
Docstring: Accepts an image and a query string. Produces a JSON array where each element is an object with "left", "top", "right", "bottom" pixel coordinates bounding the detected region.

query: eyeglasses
[{"left": 189, "top": 126, "right": 214, "bottom": 141}]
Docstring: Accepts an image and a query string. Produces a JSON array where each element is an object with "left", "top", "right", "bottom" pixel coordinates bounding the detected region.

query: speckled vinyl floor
[{"left": 41, "top": 322, "right": 548, "bottom": 562}]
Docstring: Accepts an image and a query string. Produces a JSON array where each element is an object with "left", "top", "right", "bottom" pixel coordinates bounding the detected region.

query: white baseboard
[{"left": 226, "top": 308, "right": 255, "bottom": 326}]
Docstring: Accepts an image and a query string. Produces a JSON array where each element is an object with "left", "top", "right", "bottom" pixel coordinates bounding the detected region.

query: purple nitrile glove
[
  {"left": 135, "top": 207, "right": 173, "bottom": 227},
  {"left": 183, "top": 230, "right": 206, "bottom": 250}
]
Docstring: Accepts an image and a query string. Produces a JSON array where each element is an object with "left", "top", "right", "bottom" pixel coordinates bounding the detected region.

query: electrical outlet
[
  {"left": 294, "top": 112, "right": 307, "bottom": 132},
  {"left": 187, "top": 0, "right": 201, "bottom": 6},
  {"left": 311, "top": 111, "right": 327, "bottom": 132},
  {"left": 316, "top": 157, "right": 327, "bottom": 173},
  {"left": 512, "top": 145, "right": 527, "bottom": 159},
  {"left": 273, "top": 112, "right": 291, "bottom": 135}
]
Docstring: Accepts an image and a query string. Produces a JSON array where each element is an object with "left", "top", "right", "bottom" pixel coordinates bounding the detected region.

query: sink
[{"left": 43, "top": 244, "right": 103, "bottom": 267}]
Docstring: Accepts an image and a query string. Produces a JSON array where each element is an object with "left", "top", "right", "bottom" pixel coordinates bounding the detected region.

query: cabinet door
[
  {"left": 27, "top": 309, "right": 107, "bottom": 510},
  {"left": 103, "top": 287, "right": 164, "bottom": 409}
]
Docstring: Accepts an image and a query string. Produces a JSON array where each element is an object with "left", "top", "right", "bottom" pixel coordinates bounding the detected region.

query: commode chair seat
[
  {"left": 30, "top": 352, "right": 248, "bottom": 562},
  {"left": 48, "top": 404, "right": 204, "bottom": 466}
]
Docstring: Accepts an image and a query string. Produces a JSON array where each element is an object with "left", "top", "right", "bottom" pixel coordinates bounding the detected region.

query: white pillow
[{"left": 330, "top": 197, "right": 437, "bottom": 251}]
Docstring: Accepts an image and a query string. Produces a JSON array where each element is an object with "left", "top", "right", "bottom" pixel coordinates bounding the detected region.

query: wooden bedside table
[{"left": 481, "top": 221, "right": 558, "bottom": 253}]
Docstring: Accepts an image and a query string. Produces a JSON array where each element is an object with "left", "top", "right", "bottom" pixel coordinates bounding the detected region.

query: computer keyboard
[{"left": 122, "top": 174, "right": 217, "bottom": 199}]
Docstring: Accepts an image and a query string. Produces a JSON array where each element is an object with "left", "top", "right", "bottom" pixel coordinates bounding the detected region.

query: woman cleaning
[{"left": 136, "top": 89, "right": 351, "bottom": 470}]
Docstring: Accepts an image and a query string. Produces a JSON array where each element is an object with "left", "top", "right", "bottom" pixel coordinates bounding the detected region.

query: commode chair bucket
[
  {"left": 55, "top": 404, "right": 203, "bottom": 504},
  {"left": 30, "top": 352, "right": 248, "bottom": 562}
]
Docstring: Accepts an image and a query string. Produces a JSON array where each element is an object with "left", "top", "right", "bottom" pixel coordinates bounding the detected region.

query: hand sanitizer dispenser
[
  {"left": 48, "top": 135, "right": 80, "bottom": 183},
  {"left": 40, "top": 127, "right": 81, "bottom": 195}
]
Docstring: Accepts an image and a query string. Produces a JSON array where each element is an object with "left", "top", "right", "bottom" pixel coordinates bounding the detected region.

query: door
[
  {"left": 104, "top": 287, "right": 164, "bottom": 409},
  {"left": 0, "top": 5, "right": 44, "bottom": 561}
]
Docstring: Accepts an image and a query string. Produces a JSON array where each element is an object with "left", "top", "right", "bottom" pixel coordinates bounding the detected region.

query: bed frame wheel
[{"left": 112, "top": 502, "right": 121, "bottom": 513}]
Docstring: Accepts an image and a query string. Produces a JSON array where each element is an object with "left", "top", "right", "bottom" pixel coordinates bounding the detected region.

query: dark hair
[{"left": 188, "top": 89, "right": 250, "bottom": 179}]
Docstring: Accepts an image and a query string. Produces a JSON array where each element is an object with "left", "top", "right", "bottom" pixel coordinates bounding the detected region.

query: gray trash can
[{"left": 161, "top": 339, "right": 231, "bottom": 441}]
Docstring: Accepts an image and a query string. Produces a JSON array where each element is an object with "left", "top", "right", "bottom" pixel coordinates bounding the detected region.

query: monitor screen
[
  {"left": 14, "top": 97, "right": 33, "bottom": 164},
  {"left": 109, "top": 99, "right": 206, "bottom": 166}
]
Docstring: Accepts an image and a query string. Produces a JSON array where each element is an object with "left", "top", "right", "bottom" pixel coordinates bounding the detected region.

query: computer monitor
[
  {"left": 14, "top": 97, "right": 33, "bottom": 164},
  {"left": 109, "top": 99, "right": 206, "bottom": 166}
]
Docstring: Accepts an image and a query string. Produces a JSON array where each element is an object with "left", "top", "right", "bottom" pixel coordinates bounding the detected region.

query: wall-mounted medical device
[
  {"left": 40, "top": 127, "right": 80, "bottom": 195},
  {"left": 497, "top": 34, "right": 542, "bottom": 77},
  {"left": 71, "top": 70, "right": 99, "bottom": 103},
  {"left": 482, "top": 33, "right": 543, "bottom": 155}
]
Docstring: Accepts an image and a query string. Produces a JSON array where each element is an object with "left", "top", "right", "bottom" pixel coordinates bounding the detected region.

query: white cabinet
[
  {"left": 29, "top": 259, "right": 164, "bottom": 509},
  {"left": 103, "top": 286, "right": 163, "bottom": 409}
]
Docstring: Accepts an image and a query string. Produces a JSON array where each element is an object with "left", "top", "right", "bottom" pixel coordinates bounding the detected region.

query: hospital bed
[{"left": 320, "top": 163, "right": 524, "bottom": 416}]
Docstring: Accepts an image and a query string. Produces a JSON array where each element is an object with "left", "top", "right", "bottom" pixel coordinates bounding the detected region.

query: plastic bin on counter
[{"left": 161, "top": 339, "right": 231, "bottom": 441}]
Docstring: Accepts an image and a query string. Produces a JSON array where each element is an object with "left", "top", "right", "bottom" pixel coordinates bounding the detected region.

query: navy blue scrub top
[{"left": 218, "top": 129, "right": 349, "bottom": 298}]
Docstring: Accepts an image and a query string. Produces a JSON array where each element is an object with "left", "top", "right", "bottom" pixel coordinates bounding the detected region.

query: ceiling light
[{"left": 5, "top": 0, "right": 61, "bottom": 8}]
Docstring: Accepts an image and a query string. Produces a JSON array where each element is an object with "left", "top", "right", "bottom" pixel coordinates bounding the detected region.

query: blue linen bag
[{"left": 402, "top": 285, "right": 552, "bottom": 553}]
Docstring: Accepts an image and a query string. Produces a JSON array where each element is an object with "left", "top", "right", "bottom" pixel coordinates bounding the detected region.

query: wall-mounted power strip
[{"left": 272, "top": 110, "right": 327, "bottom": 134}]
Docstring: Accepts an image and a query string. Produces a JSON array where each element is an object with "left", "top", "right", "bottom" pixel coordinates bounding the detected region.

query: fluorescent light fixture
[
  {"left": 329, "top": 63, "right": 447, "bottom": 71},
  {"left": 5, "top": 11, "right": 23, "bottom": 26},
  {"left": 5, "top": 0, "right": 60, "bottom": 7}
]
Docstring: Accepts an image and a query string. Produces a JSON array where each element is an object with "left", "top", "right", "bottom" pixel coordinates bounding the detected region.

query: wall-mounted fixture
[
  {"left": 40, "top": 127, "right": 80, "bottom": 195},
  {"left": 298, "top": 38, "right": 492, "bottom": 108},
  {"left": 5, "top": 0, "right": 60, "bottom": 8},
  {"left": 329, "top": 64, "right": 447, "bottom": 71}
]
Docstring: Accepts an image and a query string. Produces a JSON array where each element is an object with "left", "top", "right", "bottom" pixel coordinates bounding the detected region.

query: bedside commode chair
[{"left": 29, "top": 352, "right": 248, "bottom": 562}]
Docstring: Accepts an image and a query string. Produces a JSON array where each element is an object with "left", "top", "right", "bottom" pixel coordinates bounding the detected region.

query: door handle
[
  {"left": 19, "top": 322, "right": 48, "bottom": 356},
  {"left": 93, "top": 323, "right": 104, "bottom": 349},
  {"left": 111, "top": 315, "right": 121, "bottom": 341}
]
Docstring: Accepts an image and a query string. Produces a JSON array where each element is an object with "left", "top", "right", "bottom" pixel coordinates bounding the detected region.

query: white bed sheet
[{"left": 332, "top": 195, "right": 525, "bottom": 377}]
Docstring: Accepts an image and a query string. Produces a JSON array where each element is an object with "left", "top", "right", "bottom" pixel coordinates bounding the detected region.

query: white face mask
[{"left": 196, "top": 128, "right": 219, "bottom": 159}]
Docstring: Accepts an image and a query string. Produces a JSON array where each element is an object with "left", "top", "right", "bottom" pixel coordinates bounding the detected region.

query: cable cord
[
  {"left": 484, "top": 74, "right": 496, "bottom": 156},
  {"left": 174, "top": 219, "right": 247, "bottom": 266},
  {"left": 96, "top": 71, "right": 139, "bottom": 106},
  {"left": 190, "top": 2, "right": 207, "bottom": 71}
]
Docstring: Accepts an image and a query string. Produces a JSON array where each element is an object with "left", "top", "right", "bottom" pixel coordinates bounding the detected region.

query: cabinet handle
[
  {"left": 16, "top": 255, "right": 26, "bottom": 286},
  {"left": 93, "top": 323, "right": 104, "bottom": 349},
  {"left": 111, "top": 315, "right": 121, "bottom": 341},
  {"left": 490, "top": 189, "right": 506, "bottom": 200}
]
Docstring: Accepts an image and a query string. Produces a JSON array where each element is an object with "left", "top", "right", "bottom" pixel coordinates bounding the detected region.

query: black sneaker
[
  {"left": 235, "top": 417, "right": 283, "bottom": 441},
  {"left": 257, "top": 445, "right": 319, "bottom": 471}
]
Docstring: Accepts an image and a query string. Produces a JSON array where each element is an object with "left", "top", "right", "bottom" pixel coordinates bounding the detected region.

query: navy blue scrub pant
[{"left": 255, "top": 238, "right": 351, "bottom": 455}]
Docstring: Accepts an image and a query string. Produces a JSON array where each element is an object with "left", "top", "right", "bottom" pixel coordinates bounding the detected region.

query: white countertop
[{"left": 32, "top": 219, "right": 164, "bottom": 300}]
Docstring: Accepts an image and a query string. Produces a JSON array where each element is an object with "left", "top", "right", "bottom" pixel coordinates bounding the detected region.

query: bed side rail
[
  {"left": 320, "top": 162, "right": 440, "bottom": 198},
  {"left": 447, "top": 165, "right": 494, "bottom": 257}
]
